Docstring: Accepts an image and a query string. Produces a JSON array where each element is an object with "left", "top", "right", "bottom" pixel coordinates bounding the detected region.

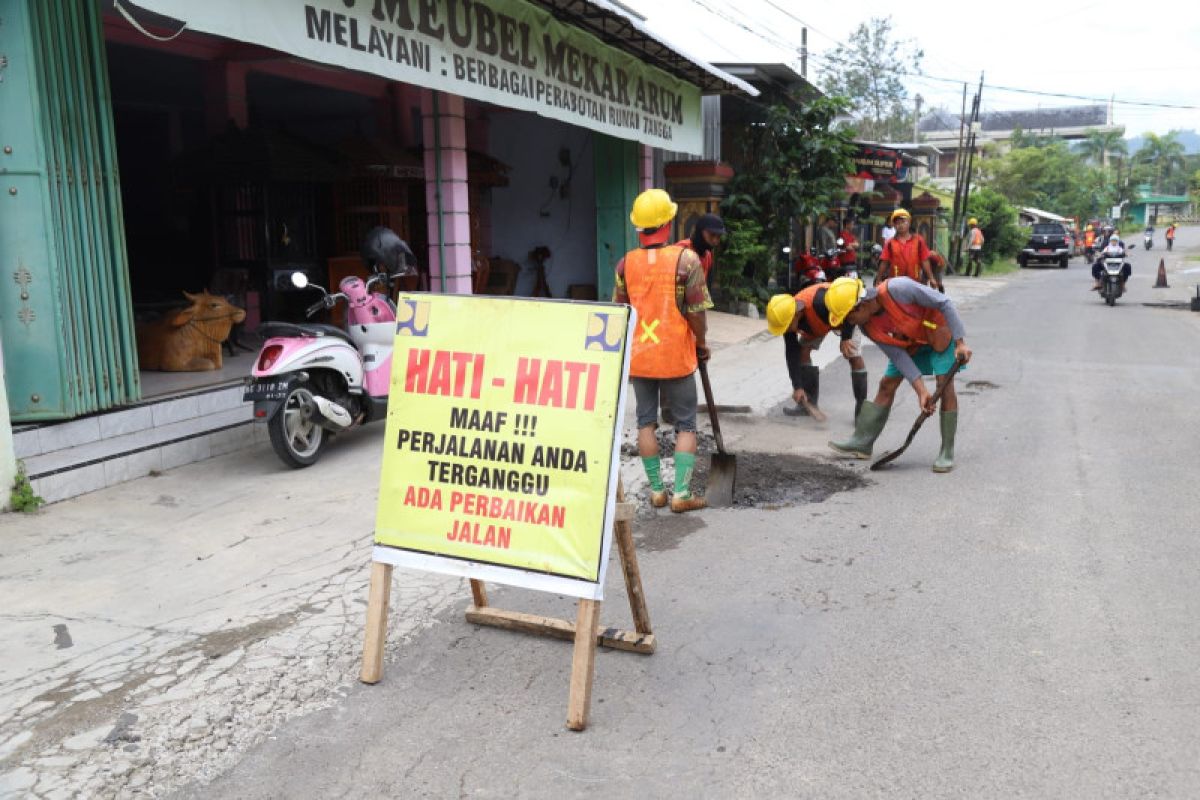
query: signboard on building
[
  {"left": 127, "top": 0, "right": 704, "bottom": 153},
  {"left": 851, "top": 145, "right": 902, "bottom": 182},
  {"left": 371, "top": 294, "right": 633, "bottom": 600}
]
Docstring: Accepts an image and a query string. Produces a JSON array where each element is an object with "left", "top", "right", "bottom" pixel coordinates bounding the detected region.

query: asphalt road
[{"left": 186, "top": 231, "right": 1200, "bottom": 799}]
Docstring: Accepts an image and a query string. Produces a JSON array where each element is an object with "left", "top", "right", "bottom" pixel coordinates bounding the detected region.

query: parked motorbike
[
  {"left": 1143, "top": 227, "right": 1154, "bottom": 250},
  {"left": 792, "top": 247, "right": 826, "bottom": 289},
  {"left": 1100, "top": 251, "right": 1127, "bottom": 307},
  {"left": 821, "top": 237, "right": 859, "bottom": 282},
  {"left": 244, "top": 228, "right": 415, "bottom": 467}
]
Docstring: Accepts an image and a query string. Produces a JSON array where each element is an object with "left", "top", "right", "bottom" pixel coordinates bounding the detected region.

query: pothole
[
  {"left": 1141, "top": 301, "right": 1194, "bottom": 311},
  {"left": 965, "top": 380, "right": 1000, "bottom": 390},
  {"left": 697, "top": 453, "right": 869, "bottom": 508}
]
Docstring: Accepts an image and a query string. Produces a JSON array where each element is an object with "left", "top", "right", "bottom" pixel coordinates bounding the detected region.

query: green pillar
[
  {"left": 0, "top": 0, "right": 139, "bottom": 421},
  {"left": 593, "top": 135, "right": 640, "bottom": 300}
]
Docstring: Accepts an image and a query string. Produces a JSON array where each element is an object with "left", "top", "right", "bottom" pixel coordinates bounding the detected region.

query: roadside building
[{"left": 0, "top": 0, "right": 753, "bottom": 502}]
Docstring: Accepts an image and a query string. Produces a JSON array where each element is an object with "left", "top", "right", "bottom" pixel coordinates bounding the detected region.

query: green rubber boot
[
  {"left": 828, "top": 401, "right": 890, "bottom": 459},
  {"left": 932, "top": 411, "right": 958, "bottom": 473}
]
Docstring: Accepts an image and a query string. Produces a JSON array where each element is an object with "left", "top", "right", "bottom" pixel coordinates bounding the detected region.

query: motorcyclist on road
[{"left": 1092, "top": 231, "right": 1131, "bottom": 291}]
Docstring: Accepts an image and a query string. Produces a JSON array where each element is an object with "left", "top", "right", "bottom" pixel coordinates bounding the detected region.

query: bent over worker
[
  {"left": 765, "top": 284, "right": 869, "bottom": 420},
  {"left": 827, "top": 276, "right": 973, "bottom": 472},
  {"left": 613, "top": 189, "right": 711, "bottom": 513}
]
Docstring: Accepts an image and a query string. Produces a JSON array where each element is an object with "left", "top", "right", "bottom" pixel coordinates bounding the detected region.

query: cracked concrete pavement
[{"left": 0, "top": 273, "right": 1015, "bottom": 798}]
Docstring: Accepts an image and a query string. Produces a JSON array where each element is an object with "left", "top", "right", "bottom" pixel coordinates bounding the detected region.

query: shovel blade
[{"left": 706, "top": 453, "right": 737, "bottom": 507}]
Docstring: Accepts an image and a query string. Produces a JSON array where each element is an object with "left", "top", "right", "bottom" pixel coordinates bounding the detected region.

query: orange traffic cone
[{"left": 1154, "top": 259, "right": 1169, "bottom": 288}]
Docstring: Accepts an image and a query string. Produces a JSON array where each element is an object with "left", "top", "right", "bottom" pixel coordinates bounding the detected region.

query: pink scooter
[{"left": 244, "top": 229, "right": 415, "bottom": 467}]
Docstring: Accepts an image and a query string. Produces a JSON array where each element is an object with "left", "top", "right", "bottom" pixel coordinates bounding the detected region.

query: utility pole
[
  {"left": 800, "top": 28, "right": 807, "bottom": 80},
  {"left": 950, "top": 75, "right": 984, "bottom": 274},
  {"left": 913, "top": 94, "right": 922, "bottom": 144}
]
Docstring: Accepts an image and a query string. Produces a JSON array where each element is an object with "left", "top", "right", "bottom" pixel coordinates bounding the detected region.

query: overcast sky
[{"left": 623, "top": 0, "right": 1200, "bottom": 139}]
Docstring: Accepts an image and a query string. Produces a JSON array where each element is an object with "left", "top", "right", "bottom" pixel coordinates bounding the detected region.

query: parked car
[{"left": 1019, "top": 222, "right": 1072, "bottom": 268}]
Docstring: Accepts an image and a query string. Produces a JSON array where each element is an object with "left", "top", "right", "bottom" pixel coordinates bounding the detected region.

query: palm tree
[
  {"left": 1078, "top": 128, "right": 1127, "bottom": 168},
  {"left": 1134, "top": 132, "right": 1187, "bottom": 193}
]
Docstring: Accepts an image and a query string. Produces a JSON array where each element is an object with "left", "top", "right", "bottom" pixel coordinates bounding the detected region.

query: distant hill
[{"left": 1125, "top": 130, "right": 1200, "bottom": 155}]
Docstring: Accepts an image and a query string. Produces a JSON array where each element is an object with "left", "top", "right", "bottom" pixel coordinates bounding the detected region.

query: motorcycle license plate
[{"left": 243, "top": 378, "right": 294, "bottom": 403}]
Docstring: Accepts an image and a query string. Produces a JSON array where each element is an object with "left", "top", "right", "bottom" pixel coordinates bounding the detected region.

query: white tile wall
[
  {"left": 102, "top": 448, "right": 164, "bottom": 486},
  {"left": 150, "top": 395, "right": 201, "bottom": 428},
  {"left": 37, "top": 416, "right": 102, "bottom": 453},
  {"left": 97, "top": 406, "right": 155, "bottom": 439},
  {"left": 161, "top": 437, "right": 213, "bottom": 471},
  {"left": 13, "top": 430, "right": 41, "bottom": 460},
  {"left": 18, "top": 384, "right": 260, "bottom": 504}
]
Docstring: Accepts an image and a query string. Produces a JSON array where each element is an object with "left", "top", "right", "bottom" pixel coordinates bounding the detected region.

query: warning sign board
[{"left": 372, "top": 295, "right": 633, "bottom": 600}]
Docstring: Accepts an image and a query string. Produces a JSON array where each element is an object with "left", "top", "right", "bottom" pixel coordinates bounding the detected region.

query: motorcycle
[
  {"left": 792, "top": 247, "right": 826, "bottom": 289},
  {"left": 1143, "top": 228, "right": 1154, "bottom": 250},
  {"left": 820, "top": 236, "right": 859, "bottom": 283},
  {"left": 244, "top": 229, "right": 415, "bottom": 467},
  {"left": 1099, "top": 252, "right": 1127, "bottom": 307}
]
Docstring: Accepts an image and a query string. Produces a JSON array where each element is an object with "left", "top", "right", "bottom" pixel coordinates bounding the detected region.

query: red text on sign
[{"left": 513, "top": 358, "right": 600, "bottom": 410}]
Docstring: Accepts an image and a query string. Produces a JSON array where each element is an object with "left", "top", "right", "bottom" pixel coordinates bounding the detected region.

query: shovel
[
  {"left": 870, "top": 359, "right": 963, "bottom": 471},
  {"left": 697, "top": 359, "right": 736, "bottom": 506}
]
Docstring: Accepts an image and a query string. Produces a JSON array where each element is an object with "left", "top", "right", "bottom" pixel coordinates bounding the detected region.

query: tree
[
  {"left": 1134, "top": 132, "right": 1187, "bottom": 193},
  {"left": 720, "top": 96, "right": 856, "bottom": 305},
  {"left": 965, "top": 187, "right": 1023, "bottom": 264},
  {"left": 978, "top": 140, "right": 1114, "bottom": 221},
  {"left": 819, "top": 17, "right": 923, "bottom": 141},
  {"left": 1077, "top": 128, "right": 1128, "bottom": 167}
]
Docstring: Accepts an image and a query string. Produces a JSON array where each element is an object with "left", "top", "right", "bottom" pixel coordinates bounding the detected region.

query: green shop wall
[
  {"left": 593, "top": 135, "right": 640, "bottom": 300},
  {"left": 0, "top": 0, "right": 139, "bottom": 421}
]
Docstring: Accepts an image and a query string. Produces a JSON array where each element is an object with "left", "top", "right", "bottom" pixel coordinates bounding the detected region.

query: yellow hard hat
[
  {"left": 1086, "top": 224, "right": 1093, "bottom": 230},
  {"left": 766, "top": 294, "right": 798, "bottom": 336},
  {"left": 826, "top": 277, "right": 866, "bottom": 328},
  {"left": 629, "top": 189, "right": 678, "bottom": 230},
  {"left": 890, "top": 208, "right": 911, "bottom": 222},
  {"left": 968, "top": 217, "right": 978, "bottom": 226}
]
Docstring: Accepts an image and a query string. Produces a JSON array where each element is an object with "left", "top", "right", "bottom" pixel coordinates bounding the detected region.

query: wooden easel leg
[
  {"left": 359, "top": 562, "right": 394, "bottom": 684},
  {"left": 566, "top": 598, "right": 601, "bottom": 731},
  {"left": 615, "top": 480, "right": 653, "bottom": 637},
  {"left": 469, "top": 578, "right": 488, "bottom": 608}
]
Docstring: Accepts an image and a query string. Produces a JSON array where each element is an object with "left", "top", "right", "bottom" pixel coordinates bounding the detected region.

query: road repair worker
[
  {"left": 966, "top": 217, "right": 985, "bottom": 277},
  {"left": 876, "top": 209, "right": 938, "bottom": 287},
  {"left": 613, "top": 188, "right": 711, "bottom": 513},
  {"left": 676, "top": 213, "right": 725, "bottom": 288},
  {"left": 765, "top": 285, "right": 870, "bottom": 421},
  {"left": 1084, "top": 224, "right": 1096, "bottom": 260},
  {"left": 827, "top": 276, "right": 973, "bottom": 473},
  {"left": 1166, "top": 222, "right": 1176, "bottom": 252}
]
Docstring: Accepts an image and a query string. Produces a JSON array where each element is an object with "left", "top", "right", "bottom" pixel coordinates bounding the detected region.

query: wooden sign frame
[{"left": 360, "top": 480, "right": 654, "bottom": 731}]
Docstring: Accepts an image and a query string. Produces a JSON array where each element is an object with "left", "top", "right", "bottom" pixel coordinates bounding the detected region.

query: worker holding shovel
[
  {"left": 613, "top": 189, "right": 711, "bottom": 512},
  {"left": 827, "top": 276, "right": 972, "bottom": 472},
  {"left": 765, "top": 284, "right": 870, "bottom": 421}
]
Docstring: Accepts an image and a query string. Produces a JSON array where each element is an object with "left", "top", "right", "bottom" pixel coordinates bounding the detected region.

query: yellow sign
[{"left": 373, "top": 295, "right": 633, "bottom": 599}]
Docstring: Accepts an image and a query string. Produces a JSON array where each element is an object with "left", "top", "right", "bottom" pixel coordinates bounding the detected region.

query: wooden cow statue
[{"left": 137, "top": 291, "right": 247, "bottom": 371}]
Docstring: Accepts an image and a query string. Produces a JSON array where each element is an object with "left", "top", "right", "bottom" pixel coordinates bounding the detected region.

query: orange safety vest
[
  {"left": 862, "top": 281, "right": 951, "bottom": 355},
  {"left": 793, "top": 283, "right": 833, "bottom": 338},
  {"left": 882, "top": 234, "right": 929, "bottom": 280},
  {"left": 625, "top": 245, "right": 698, "bottom": 379},
  {"left": 1084, "top": 230, "right": 1095, "bottom": 247},
  {"left": 969, "top": 227, "right": 985, "bottom": 248}
]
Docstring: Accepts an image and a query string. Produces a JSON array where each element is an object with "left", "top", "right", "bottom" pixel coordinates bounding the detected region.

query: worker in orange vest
[
  {"left": 764, "top": 284, "right": 869, "bottom": 421},
  {"left": 877, "top": 209, "right": 939, "bottom": 287},
  {"left": 1083, "top": 224, "right": 1096, "bottom": 260},
  {"left": 827, "top": 276, "right": 972, "bottom": 472},
  {"left": 966, "top": 217, "right": 986, "bottom": 277},
  {"left": 613, "top": 189, "right": 712, "bottom": 513}
]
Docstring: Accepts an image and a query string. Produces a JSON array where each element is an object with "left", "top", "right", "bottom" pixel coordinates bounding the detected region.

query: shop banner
[
  {"left": 372, "top": 295, "right": 633, "bottom": 600},
  {"left": 126, "top": 0, "right": 704, "bottom": 153}
]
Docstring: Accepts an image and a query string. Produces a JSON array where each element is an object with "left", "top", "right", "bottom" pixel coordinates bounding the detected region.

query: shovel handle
[{"left": 696, "top": 360, "right": 726, "bottom": 455}]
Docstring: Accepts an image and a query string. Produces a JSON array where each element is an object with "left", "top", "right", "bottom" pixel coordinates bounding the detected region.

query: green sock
[
  {"left": 641, "top": 456, "right": 664, "bottom": 492},
  {"left": 673, "top": 451, "right": 696, "bottom": 498}
]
